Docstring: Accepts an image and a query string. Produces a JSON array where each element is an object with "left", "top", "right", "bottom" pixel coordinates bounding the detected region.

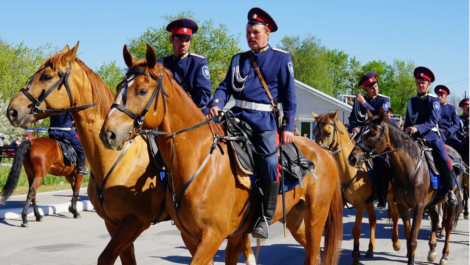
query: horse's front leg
[
  {"left": 388, "top": 189, "right": 401, "bottom": 251},
  {"left": 440, "top": 204, "right": 457, "bottom": 265},
  {"left": 365, "top": 202, "right": 377, "bottom": 259},
  {"left": 225, "top": 234, "right": 256, "bottom": 265},
  {"left": 189, "top": 229, "right": 225, "bottom": 265},
  {"left": 427, "top": 205, "right": 439, "bottom": 262},
  {"left": 351, "top": 203, "right": 367, "bottom": 264},
  {"left": 407, "top": 204, "right": 425, "bottom": 265}
]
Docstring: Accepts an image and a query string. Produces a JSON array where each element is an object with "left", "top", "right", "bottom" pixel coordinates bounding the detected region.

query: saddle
[
  {"left": 51, "top": 137, "right": 77, "bottom": 167},
  {"left": 223, "top": 111, "right": 315, "bottom": 187},
  {"left": 416, "top": 138, "right": 465, "bottom": 176}
]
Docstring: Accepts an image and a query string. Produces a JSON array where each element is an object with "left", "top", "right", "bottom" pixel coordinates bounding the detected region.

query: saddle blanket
[
  {"left": 158, "top": 172, "right": 299, "bottom": 194},
  {"left": 429, "top": 165, "right": 456, "bottom": 190}
]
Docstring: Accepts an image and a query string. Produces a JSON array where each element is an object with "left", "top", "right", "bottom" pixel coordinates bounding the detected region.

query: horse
[
  {"left": 0, "top": 137, "right": 86, "bottom": 227},
  {"left": 6, "top": 43, "right": 170, "bottom": 265},
  {"left": 311, "top": 111, "right": 401, "bottom": 264},
  {"left": 347, "top": 109, "right": 463, "bottom": 265},
  {"left": 100, "top": 44, "right": 343, "bottom": 265}
]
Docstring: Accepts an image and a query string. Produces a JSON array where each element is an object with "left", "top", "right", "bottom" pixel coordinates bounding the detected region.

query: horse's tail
[
  {"left": 0, "top": 140, "right": 31, "bottom": 204},
  {"left": 451, "top": 174, "right": 464, "bottom": 229},
  {"left": 255, "top": 239, "right": 263, "bottom": 260},
  {"left": 323, "top": 176, "right": 343, "bottom": 265}
]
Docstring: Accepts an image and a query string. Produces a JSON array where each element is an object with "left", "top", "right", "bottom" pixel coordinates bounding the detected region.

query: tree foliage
[
  {"left": 95, "top": 60, "right": 123, "bottom": 93},
  {"left": 126, "top": 11, "right": 242, "bottom": 92}
]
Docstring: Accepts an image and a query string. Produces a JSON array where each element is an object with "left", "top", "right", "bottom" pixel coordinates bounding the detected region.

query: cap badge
[
  {"left": 253, "top": 14, "right": 257, "bottom": 19},
  {"left": 420, "top": 73, "right": 423, "bottom": 76},
  {"left": 370, "top": 78, "right": 372, "bottom": 82},
  {"left": 183, "top": 28, "right": 187, "bottom": 33}
]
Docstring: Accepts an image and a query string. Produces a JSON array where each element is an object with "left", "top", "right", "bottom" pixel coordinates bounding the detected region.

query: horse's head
[
  {"left": 311, "top": 110, "right": 346, "bottom": 152},
  {"left": 348, "top": 109, "right": 389, "bottom": 167},
  {"left": 100, "top": 44, "right": 170, "bottom": 150},
  {"left": 7, "top": 42, "right": 86, "bottom": 128}
]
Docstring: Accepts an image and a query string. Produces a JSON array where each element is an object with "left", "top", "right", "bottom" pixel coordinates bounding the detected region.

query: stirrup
[
  {"left": 447, "top": 191, "right": 458, "bottom": 206},
  {"left": 77, "top": 168, "right": 89, "bottom": 175},
  {"left": 252, "top": 216, "right": 270, "bottom": 239}
]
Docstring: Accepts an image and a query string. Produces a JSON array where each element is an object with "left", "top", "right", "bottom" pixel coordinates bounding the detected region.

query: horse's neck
[
  {"left": 384, "top": 136, "right": 420, "bottom": 186},
  {"left": 335, "top": 130, "right": 359, "bottom": 182}
]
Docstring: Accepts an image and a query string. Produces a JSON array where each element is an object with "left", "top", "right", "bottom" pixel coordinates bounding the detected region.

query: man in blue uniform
[
  {"left": 207, "top": 7, "right": 296, "bottom": 239},
  {"left": 386, "top": 108, "right": 397, "bottom": 125},
  {"left": 457, "top": 98, "right": 469, "bottom": 162},
  {"left": 49, "top": 112, "right": 88, "bottom": 175},
  {"left": 157, "top": 18, "right": 211, "bottom": 108},
  {"left": 349, "top": 72, "right": 391, "bottom": 208},
  {"left": 435, "top": 85, "right": 462, "bottom": 155},
  {"left": 404, "top": 67, "right": 457, "bottom": 205}
]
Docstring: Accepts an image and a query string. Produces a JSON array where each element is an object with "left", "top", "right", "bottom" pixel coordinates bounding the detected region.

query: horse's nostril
[
  {"left": 8, "top": 109, "right": 18, "bottom": 119},
  {"left": 349, "top": 156, "right": 357, "bottom": 165}
]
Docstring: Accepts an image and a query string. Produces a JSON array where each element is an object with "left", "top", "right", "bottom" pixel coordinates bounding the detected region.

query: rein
[{"left": 20, "top": 61, "right": 97, "bottom": 118}]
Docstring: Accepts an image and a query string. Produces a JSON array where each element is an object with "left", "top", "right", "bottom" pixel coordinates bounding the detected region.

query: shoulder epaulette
[
  {"left": 189, "top": 53, "right": 205, "bottom": 59},
  {"left": 428, "top": 93, "right": 438, "bottom": 98},
  {"left": 272, "top": 48, "right": 288, "bottom": 54}
]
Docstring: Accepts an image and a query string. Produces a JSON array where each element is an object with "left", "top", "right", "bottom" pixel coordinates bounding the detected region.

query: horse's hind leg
[
  {"left": 365, "top": 201, "right": 377, "bottom": 258},
  {"left": 408, "top": 204, "right": 425, "bottom": 265},
  {"left": 21, "top": 174, "right": 43, "bottom": 227},
  {"left": 285, "top": 201, "right": 307, "bottom": 248},
  {"left": 225, "top": 234, "right": 256, "bottom": 265},
  {"left": 440, "top": 204, "right": 456, "bottom": 265},
  {"left": 388, "top": 190, "right": 401, "bottom": 251},
  {"left": 67, "top": 174, "right": 83, "bottom": 218},
  {"left": 98, "top": 216, "right": 149, "bottom": 265},
  {"left": 427, "top": 205, "right": 439, "bottom": 262}
]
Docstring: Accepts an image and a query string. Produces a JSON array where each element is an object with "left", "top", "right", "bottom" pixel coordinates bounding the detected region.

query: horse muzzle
[{"left": 6, "top": 106, "right": 33, "bottom": 128}]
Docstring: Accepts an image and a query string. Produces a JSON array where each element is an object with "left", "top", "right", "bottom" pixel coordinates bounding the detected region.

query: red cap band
[
  {"left": 462, "top": 100, "right": 469, "bottom": 105},
  {"left": 171, "top": 27, "right": 193, "bottom": 36},
  {"left": 361, "top": 77, "right": 376, "bottom": 87},
  {"left": 416, "top": 72, "right": 431, "bottom": 81},
  {"left": 251, "top": 14, "right": 272, "bottom": 31},
  {"left": 437, "top": 88, "right": 448, "bottom": 95}
]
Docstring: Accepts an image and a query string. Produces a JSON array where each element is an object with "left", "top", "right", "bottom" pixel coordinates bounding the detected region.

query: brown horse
[
  {"left": 348, "top": 109, "right": 463, "bottom": 265},
  {"left": 311, "top": 111, "right": 401, "bottom": 264},
  {"left": 0, "top": 137, "right": 85, "bottom": 227},
  {"left": 100, "top": 44, "right": 343, "bottom": 265},
  {"left": 6, "top": 43, "right": 169, "bottom": 265}
]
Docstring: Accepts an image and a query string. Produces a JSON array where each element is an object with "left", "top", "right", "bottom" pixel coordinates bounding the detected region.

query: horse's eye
[
  {"left": 42, "top": 75, "right": 53, "bottom": 81},
  {"left": 326, "top": 132, "right": 332, "bottom": 137},
  {"left": 137, "top": 89, "right": 148, "bottom": 96}
]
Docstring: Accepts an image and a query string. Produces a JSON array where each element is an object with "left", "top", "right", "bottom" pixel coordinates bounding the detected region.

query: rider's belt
[
  {"left": 234, "top": 100, "right": 273, "bottom": 112},
  {"left": 49, "top": 127, "right": 72, "bottom": 131}
]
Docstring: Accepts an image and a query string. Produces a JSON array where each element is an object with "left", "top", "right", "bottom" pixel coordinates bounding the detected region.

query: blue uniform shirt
[
  {"left": 404, "top": 93, "right": 441, "bottom": 141},
  {"left": 211, "top": 45, "right": 297, "bottom": 132},
  {"left": 348, "top": 95, "right": 390, "bottom": 132},
  {"left": 457, "top": 114, "right": 469, "bottom": 140},
  {"left": 438, "top": 104, "right": 460, "bottom": 141},
  {"left": 157, "top": 52, "right": 212, "bottom": 108},
  {"left": 50, "top": 112, "right": 73, "bottom": 128},
  {"left": 389, "top": 118, "right": 397, "bottom": 125}
]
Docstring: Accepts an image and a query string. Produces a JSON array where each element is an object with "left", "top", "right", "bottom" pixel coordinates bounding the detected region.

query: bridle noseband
[
  {"left": 315, "top": 121, "right": 356, "bottom": 155},
  {"left": 20, "top": 61, "right": 97, "bottom": 117},
  {"left": 110, "top": 67, "right": 168, "bottom": 135}
]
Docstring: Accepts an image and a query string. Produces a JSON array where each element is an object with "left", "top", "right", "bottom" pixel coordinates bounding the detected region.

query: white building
[{"left": 224, "top": 80, "right": 352, "bottom": 139}]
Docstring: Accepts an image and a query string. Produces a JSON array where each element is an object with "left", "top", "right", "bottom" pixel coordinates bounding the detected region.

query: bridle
[
  {"left": 109, "top": 67, "right": 168, "bottom": 135},
  {"left": 315, "top": 120, "right": 356, "bottom": 155},
  {"left": 20, "top": 61, "right": 97, "bottom": 117}
]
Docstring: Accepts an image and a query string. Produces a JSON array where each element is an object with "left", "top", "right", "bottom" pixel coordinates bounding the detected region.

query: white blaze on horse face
[{"left": 107, "top": 76, "right": 134, "bottom": 118}]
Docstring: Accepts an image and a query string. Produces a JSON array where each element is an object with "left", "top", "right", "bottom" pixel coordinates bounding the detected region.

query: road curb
[{"left": 0, "top": 200, "right": 94, "bottom": 220}]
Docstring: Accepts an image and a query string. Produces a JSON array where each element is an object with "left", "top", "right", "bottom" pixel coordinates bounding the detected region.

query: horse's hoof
[
  {"left": 464, "top": 214, "right": 469, "bottom": 220},
  {"left": 351, "top": 260, "right": 359, "bottom": 265},
  {"left": 21, "top": 223, "right": 28, "bottom": 228},
  {"left": 439, "top": 258, "right": 449, "bottom": 265},
  {"left": 427, "top": 250, "right": 437, "bottom": 262},
  {"left": 74, "top": 213, "right": 81, "bottom": 219},
  {"left": 36, "top": 217, "right": 43, "bottom": 222},
  {"left": 393, "top": 241, "right": 401, "bottom": 251},
  {"left": 68, "top": 205, "right": 73, "bottom": 213},
  {"left": 365, "top": 250, "right": 374, "bottom": 258}
]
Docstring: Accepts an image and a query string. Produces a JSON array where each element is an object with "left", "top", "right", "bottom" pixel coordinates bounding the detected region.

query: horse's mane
[
  {"left": 45, "top": 54, "right": 115, "bottom": 119},
  {"left": 366, "top": 117, "right": 419, "bottom": 158}
]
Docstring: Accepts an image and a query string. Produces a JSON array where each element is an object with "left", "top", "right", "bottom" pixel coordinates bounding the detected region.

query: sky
[{"left": 1, "top": 0, "right": 468, "bottom": 99}]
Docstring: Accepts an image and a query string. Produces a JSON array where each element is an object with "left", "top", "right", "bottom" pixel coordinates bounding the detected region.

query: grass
[{"left": 0, "top": 165, "right": 90, "bottom": 195}]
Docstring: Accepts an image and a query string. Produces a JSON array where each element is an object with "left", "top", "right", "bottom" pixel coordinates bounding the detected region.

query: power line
[{"left": 446, "top": 78, "right": 469, "bottom": 85}]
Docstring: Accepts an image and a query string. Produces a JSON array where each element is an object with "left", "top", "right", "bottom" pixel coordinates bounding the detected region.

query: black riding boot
[
  {"left": 442, "top": 170, "right": 458, "bottom": 206},
  {"left": 252, "top": 181, "right": 280, "bottom": 239},
  {"left": 77, "top": 156, "right": 89, "bottom": 175}
]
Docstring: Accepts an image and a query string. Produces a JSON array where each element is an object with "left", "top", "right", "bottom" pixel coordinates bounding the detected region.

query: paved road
[{"left": 0, "top": 188, "right": 468, "bottom": 265}]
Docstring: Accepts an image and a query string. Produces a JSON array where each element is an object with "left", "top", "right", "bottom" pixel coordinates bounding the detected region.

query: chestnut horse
[
  {"left": 100, "top": 44, "right": 343, "bottom": 265},
  {"left": 348, "top": 109, "right": 463, "bottom": 265},
  {"left": 0, "top": 137, "right": 86, "bottom": 227},
  {"left": 311, "top": 111, "right": 401, "bottom": 264},
  {"left": 6, "top": 43, "right": 169, "bottom": 265}
]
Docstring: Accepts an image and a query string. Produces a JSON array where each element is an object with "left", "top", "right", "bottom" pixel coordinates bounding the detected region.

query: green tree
[
  {"left": 391, "top": 59, "right": 415, "bottom": 116},
  {"left": 359, "top": 60, "right": 395, "bottom": 97},
  {"left": 95, "top": 60, "right": 123, "bottom": 93},
  {"left": 0, "top": 38, "right": 52, "bottom": 141},
  {"left": 326, "top": 49, "right": 363, "bottom": 97},
  {"left": 127, "top": 11, "right": 241, "bottom": 92},
  {"left": 279, "top": 35, "right": 334, "bottom": 95}
]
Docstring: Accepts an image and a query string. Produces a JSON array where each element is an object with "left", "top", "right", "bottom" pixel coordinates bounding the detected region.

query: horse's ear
[
  {"left": 311, "top": 111, "right": 319, "bottom": 119},
  {"left": 123, "top": 45, "right": 136, "bottom": 68},
  {"left": 62, "top": 41, "right": 79, "bottom": 64},
  {"left": 59, "top": 44, "right": 70, "bottom": 53},
  {"left": 378, "top": 108, "right": 385, "bottom": 123},
  {"left": 145, "top": 44, "right": 157, "bottom": 69},
  {"left": 333, "top": 109, "right": 339, "bottom": 120},
  {"left": 366, "top": 109, "right": 373, "bottom": 119}
]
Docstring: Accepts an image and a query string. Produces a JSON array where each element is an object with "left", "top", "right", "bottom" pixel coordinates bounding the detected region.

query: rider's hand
[
  {"left": 356, "top": 92, "right": 366, "bottom": 105},
  {"left": 352, "top": 127, "right": 360, "bottom": 134},
  {"left": 207, "top": 106, "right": 221, "bottom": 118},
  {"left": 406, "top": 127, "right": 418, "bottom": 134},
  {"left": 282, "top": 131, "right": 294, "bottom": 145}
]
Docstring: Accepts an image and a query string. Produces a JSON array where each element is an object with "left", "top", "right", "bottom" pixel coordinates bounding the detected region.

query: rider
[
  {"left": 348, "top": 72, "right": 390, "bottom": 209},
  {"left": 208, "top": 7, "right": 296, "bottom": 239},
  {"left": 457, "top": 97, "right": 469, "bottom": 161},
  {"left": 49, "top": 112, "right": 89, "bottom": 175},
  {"left": 404, "top": 66, "right": 457, "bottom": 205},
  {"left": 385, "top": 108, "right": 397, "bottom": 125},
  {"left": 435, "top": 85, "right": 462, "bottom": 155},
  {"left": 157, "top": 18, "right": 212, "bottom": 109}
]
